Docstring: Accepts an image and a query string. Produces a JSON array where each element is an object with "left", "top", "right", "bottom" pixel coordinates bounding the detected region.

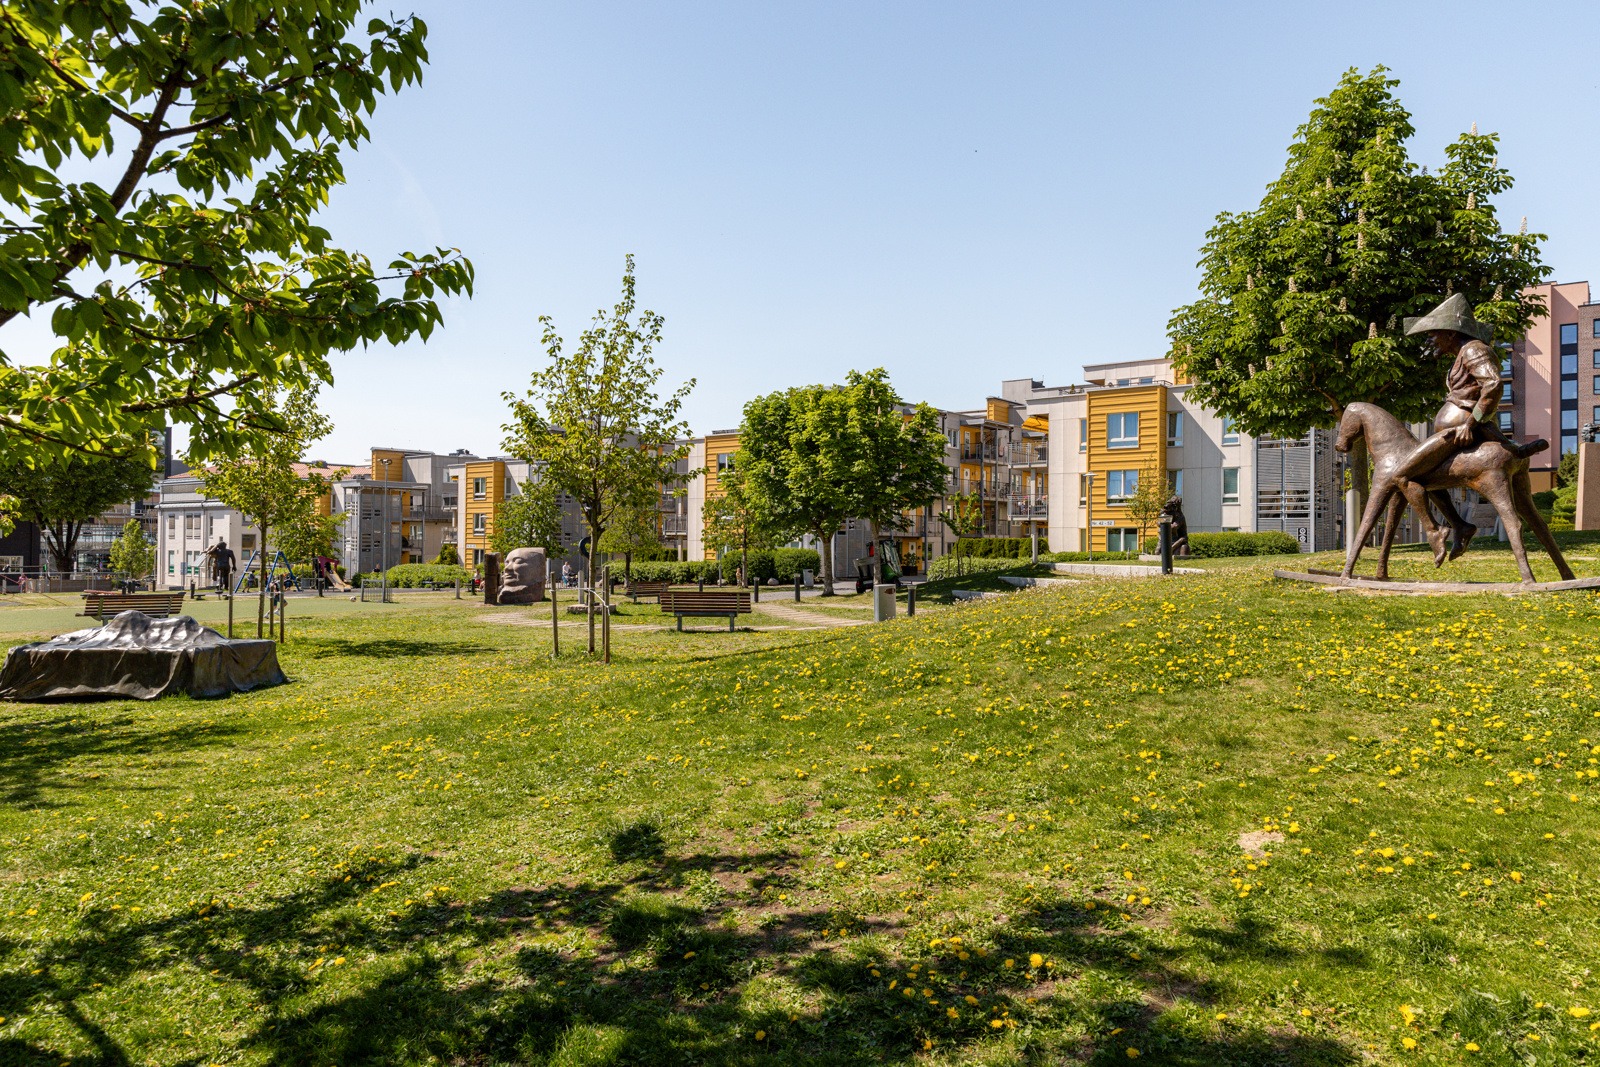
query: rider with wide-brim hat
[{"left": 1394, "top": 292, "right": 1547, "bottom": 558}]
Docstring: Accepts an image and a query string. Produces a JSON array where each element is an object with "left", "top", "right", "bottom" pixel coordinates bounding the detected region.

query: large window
[
  {"left": 1221, "top": 417, "right": 1239, "bottom": 446},
  {"left": 1079, "top": 419, "right": 1087, "bottom": 453},
  {"left": 1562, "top": 354, "right": 1579, "bottom": 376},
  {"left": 716, "top": 453, "right": 735, "bottom": 472},
  {"left": 1560, "top": 323, "right": 1578, "bottom": 345},
  {"left": 471, "top": 476, "right": 487, "bottom": 500},
  {"left": 1167, "top": 411, "right": 1184, "bottom": 446},
  {"left": 1221, "top": 467, "right": 1240, "bottom": 504},
  {"left": 472, "top": 513, "right": 486, "bottom": 535},
  {"left": 1502, "top": 356, "right": 1513, "bottom": 377},
  {"left": 1562, "top": 379, "right": 1579, "bottom": 400},
  {"left": 1593, "top": 405, "right": 1600, "bottom": 426},
  {"left": 1498, "top": 412, "right": 1513, "bottom": 433},
  {"left": 1106, "top": 412, "right": 1140, "bottom": 449},
  {"left": 1562, "top": 409, "right": 1578, "bottom": 431},
  {"left": 1168, "top": 469, "right": 1183, "bottom": 496},
  {"left": 1106, "top": 527, "right": 1140, "bottom": 552},
  {"left": 1593, "top": 320, "right": 1600, "bottom": 339},
  {"left": 1105, "top": 469, "right": 1139, "bottom": 502},
  {"left": 1501, "top": 383, "right": 1514, "bottom": 403},
  {"left": 1079, "top": 474, "right": 1089, "bottom": 505}
]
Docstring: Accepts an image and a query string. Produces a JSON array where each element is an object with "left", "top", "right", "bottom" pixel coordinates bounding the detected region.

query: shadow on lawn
[
  {"left": 0, "top": 714, "right": 239, "bottom": 810},
  {"left": 1, "top": 848, "right": 1360, "bottom": 1066},
  {"left": 292, "top": 636, "right": 500, "bottom": 660}
]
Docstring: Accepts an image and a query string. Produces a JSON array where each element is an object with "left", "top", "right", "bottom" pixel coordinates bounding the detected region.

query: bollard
[
  {"left": 793, "top": 574, "right": 801, "bottom": 603},
  {"left": 697, "top": 575, "right": 704, "bottom": 593},
  {"left": 1158, "top": 518, "right": 1173, "bottom": 575},
  {"left": 280, "top": 592, "right": 287, "bottom": 645},
  {"left": 907, "top": 584, "right": 916, "bottom": 616},
  {"left": 753, "top": 578, "right": 760, "bottom": 603},
  {"left": 227, "top": 592, "right": 234, "bottom": 640}
]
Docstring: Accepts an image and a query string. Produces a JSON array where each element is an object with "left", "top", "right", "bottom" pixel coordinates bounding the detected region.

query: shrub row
[
  {"left": 1140, "top": 531, "right": 1301, "bottom": 557},
  {"left": 624, "top": 549, "right": 821, "bottom": 585},
  {"left": 927, "top": 555, "right": 1029, "bottom": 581},
  {"left": 384, "top": 563, "right": 474, "bottom": 587},
  {"left": 953, "top": 536, "right": 1050, "bottom": 559},
  {"left": 1038, "top": 551, "right": 1140, "bottom": 563}
]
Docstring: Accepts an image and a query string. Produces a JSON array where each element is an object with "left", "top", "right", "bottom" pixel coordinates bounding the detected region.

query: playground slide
[{"left": 324, "top": 571, "right": 351, "bottom": 591}]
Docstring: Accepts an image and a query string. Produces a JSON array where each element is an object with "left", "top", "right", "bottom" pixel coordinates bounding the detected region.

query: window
[
  {"left": 471, "top": 476, "right": 487, "bottom": 500},
  {"left": 240, "top": 533, "right": 255, "bottom": 551},
  {"left": 1105, "top": 469, "right": 1138, "bottom": 502},
  {"left": 1561, "top": 409, "right": 1578, "bottom": 431},
  {"left": 1593, "top": 320, "right": 1600, "bottom": 339},
  {"left": 1106, "top": 528, "right": 1140, "bottom": 552},
  {"left": 184, "top": 514, "right": 201, "bottom": 535},
  {"left": 1106, "top": 412, "right": 1140, "bottom": 449},
  {"left": 1168, "top": 469, "right": 1183, "bottom": 497},
  {"left": 1079, "top": 419, "right": 1087, "bottom": 453},
  {"left": 1501, "top": 383, "right": 1513, "bottom": 403},
  {"left": 1594, "top": 352, "right": 1600, "bottom": 369},
  {"left": 1594, "top": 375, "right": 1600, "bottom": 394},
  {"left": 1562, "top": 379, "right": 1579, "bottom": 400},
  {"left": 472, "top": 548, "right": 484, "bottom": 566},
  {"left": 1562, "top": 434, "right": 1578, "bottom": 454},
  {"left": 472, "top": 513, "right": 486, "bottom": 535},
  {"left": 1221, "top": 417, "right": 1239, "bottom": 446},
  {"left": 1502, "top": 356, "right": 1513, "bottom": 377},
  {"left": 1498, "top": 412, "right": 1513, "bottom": 433},
  {"left": 1562, "top": 354, "right": 1579, "bottom": 376},
  {"left": 1078, "top": 474, "right": 1089, "bottom": 505},
  {"left": 1221, "top": 467, "right": 1240, "bottom": 504},
  {"left": 1137, "top": 376, "right": 1154, "bottom": 385},
  {"left": 716, "top": 453, "right": 735, "bottom": 472},
  {"left": 1593, "top": 405, "right": 1600, "bottom": 426},
  {"left": 1166, "top": 411, "right": 1184, "bottom": 446},
  {"left": 1560, "top": 323, "right": 1578, "bottom": 345},
  {"left": 166, "top": 514, "right": 176, "bottom": 536},
  {"left": 167, "top": 549, "right": 175, "bottom": 576}
]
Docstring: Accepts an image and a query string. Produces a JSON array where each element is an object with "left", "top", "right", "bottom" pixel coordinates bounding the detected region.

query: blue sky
[{"left": 21, "top": 1, "right": 1600, "bottom": 460}]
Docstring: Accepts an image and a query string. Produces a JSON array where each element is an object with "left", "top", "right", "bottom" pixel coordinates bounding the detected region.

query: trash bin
[{"left": 872, "top": 582, "right": 896, "bottom": 623}]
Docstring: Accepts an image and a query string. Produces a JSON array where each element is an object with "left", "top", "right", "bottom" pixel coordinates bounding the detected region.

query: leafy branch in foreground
[{"left": 0, "top": 1, "right": 473, "bottom": 462}]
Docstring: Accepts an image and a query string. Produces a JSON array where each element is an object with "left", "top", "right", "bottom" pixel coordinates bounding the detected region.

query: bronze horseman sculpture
[{"left": 1336, "top": 293, "right": 1574, "bottom": 584}]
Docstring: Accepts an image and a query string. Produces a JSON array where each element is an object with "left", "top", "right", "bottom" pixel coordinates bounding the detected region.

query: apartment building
[
  {"left": 328, "top": 448, "right": 483, "bottom": 576},
  {"left": 447, "top": 456, "right": 586, "bottom": 572}
]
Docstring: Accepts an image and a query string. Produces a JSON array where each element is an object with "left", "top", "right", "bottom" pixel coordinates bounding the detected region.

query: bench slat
[{"left": 79, "top": 592, "right": 187, "bottom": 619}]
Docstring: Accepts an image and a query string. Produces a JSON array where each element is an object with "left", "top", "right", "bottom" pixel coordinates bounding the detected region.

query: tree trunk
[
  {"left": 624, "top": 551, "right": 632, "bottom": 581},
  {"left": 815, "top": 525, "right": 836, "bottom": 596},
  {"left": 868, "top": 520, "right": 882, "bottom": 584},
  {"left": 586, "top": 521, "right": 600, "bottom": 655},
  {"left": 46, "top": 521, "right": 77, "bottom": 573},
  {"left": 257, "top": 523, "right": 268, "bottom": 639}
]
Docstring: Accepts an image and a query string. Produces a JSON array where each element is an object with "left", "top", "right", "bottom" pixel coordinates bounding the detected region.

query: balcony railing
[
  {"left": 660, "top": 516, "right": 688, "bottom": 537},
  {"left": 1013, "top": 444, "right": 1047, "bottom": 464},
  {"left": 1011, "top": 496, "right": 1048, "bottom": 517}
]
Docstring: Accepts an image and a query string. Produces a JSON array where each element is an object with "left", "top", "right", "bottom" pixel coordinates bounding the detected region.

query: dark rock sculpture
[{"left": 496, "top": 547, "right": 547, "bottom": 604}]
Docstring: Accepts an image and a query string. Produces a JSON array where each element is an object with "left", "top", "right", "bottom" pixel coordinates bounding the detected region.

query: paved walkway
[{"left": 751, "top": 599, "right": 870, "bottom": 628}]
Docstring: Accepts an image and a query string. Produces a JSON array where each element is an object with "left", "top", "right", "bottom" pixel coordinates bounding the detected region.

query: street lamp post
[
  {"left": 1085, "top": 472, "right": 1095, "bottom": 561},
  {"left": 379, "top": 457, "right": 390, "bottom": 603}
]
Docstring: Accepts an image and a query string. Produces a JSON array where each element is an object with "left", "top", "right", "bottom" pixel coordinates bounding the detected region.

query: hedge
[
  {"left": 384, "top": 563, "right": 474, "bottom": 587},
  {"left": 1038, "top": 551, "right": 1140, "bottom": 563},
  {"left": 927, "top": 555, "right": 1029, "bottom": 581},
  {"left": 622, "top": 549, "right": 820, "bottom": 586},
  {"left": 1140, "top": 531, "right": 1302, "bottom": 557},
  {"left": 953, "top": 536, "right": 1050, "bottom": 560}
]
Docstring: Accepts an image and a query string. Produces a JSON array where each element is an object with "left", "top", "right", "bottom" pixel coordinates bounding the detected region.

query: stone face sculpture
[
  {"left": 1336, "top": 293, "right": 1572, "bottom": 584},
  {"left": 496, "top": 546, "right": 547, "bottom": 604},
  {"left": 1159, "top": 496, "right": 1190, "bottom": 556}
]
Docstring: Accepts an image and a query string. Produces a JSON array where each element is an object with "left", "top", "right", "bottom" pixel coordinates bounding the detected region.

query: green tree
[
  {"left": 489, "top": 485, "right": 564, "bottom": 559},
  {"left": 1167, "top": 67, "right": 1549, "bottom": 522},
  {"left": 937, "top": 490, "right": 984, "bottom": 575},
  {"left": 738, "top": 385, "right": 854, "bottom": 595},
  {"left": 703, "top": 466, "right": 778, "bottom": 585},
  {"left": 192, "top": 387, "right": 333, "bottom": 637},
  {"left": 501, "top": 256, "right": 696, "bottom": 654},
  {"left": 433, "top": 543, "right": 460, "bottom": 566},
  {"left": 0, "top": 448, "right": 155, "bottom": 571},
  {"left": 274, "top": 503, "right": 345, "bottom": 570},
  {"left": 107, "top": 517, "right": 153, "bottom": 582},
  {"left": 0, "top": 2, "right": 473, "bottom": 464},
  {"left": 840, "top": 368, "right": 950, "bottom": 566},
  {"left": 1125, "top": 465, "right": 1167, "bottom": 554},
  {"left": 597, "top": 494, "right": 663, "bottom": 581}
]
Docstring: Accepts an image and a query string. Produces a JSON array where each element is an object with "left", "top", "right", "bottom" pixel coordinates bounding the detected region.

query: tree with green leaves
[
  {"left": 597, "top": 494, "right": 664, "bottom": 582},
  {"left": 0, "top": 2, "right": 473, "bottom": 464},
  {"left": 107, "top": 517, "right": 153, "bottom": 583},
  {"left": 191, "top": 387, "right": 334, "bottom": 637},
  {"left": 502, "top": 256, "right": 696, "bottom": 655},
  {"left": 274, "top": 502, "right": 345, "bottom": 571},
  {"left": 0, "top": 448, "right": 155, "bottom": 571},
  {"left": 1124, "top": 464, "right": 1167, "bottom": 555},
  {"left": 703, "top": 466, "right": 779, "bottom": 586},
  {"left": 839, "top": 368, "right": 950, "bottom": 570},
  {"left": 434, "top": 542, "right": 460, "bottom": 566},
  {"left": 1167, "top": 67, "right": 1549, "bottom": 527},
  {"left": 737, "top": 384, "right": 853, "bottom": 595},
  {"left": 490, "top": 484, "right": 565, "bottom": 560},
  {"left": 937, "top": 490, "right": 984, "bottom": 575}
]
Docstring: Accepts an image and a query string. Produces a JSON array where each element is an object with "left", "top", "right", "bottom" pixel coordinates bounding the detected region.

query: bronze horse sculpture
[{"left": 1335, "top": 402, "right": 1574, "bottom": 584}]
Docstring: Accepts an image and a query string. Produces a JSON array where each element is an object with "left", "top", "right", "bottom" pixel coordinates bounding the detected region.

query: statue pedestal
[{"left": 1576, "top": 442, "right": 1600, "bottom": 531}]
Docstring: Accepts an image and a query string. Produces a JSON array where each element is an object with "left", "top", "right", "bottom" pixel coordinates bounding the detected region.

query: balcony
[
  {"left": 660, "top": 516, "right": 688, "bottom": 537},
  {"left": 1011, "top": 496, "right": 1048, "bottom": 517},
  {"left": 1012, "top": 444, "right": 1047, "bottom": 465},
  {"left": 960, "top": 447, "right": 999, "bottom": 463}
]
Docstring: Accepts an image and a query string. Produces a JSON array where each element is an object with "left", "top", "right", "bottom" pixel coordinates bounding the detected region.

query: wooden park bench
[
  {"left": 79, "top": 591, "right": 187, "bottom": 620},
  {"left": 624, "top": 580, "right": 671, "bottom": 603},
  {"left": 659, "top": 588, "right": 751, "bottom": 631}
]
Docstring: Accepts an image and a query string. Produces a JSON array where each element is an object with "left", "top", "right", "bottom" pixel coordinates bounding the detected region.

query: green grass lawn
[{"left": 1, "top": 563, "right": 1597, "bottom": 1065}]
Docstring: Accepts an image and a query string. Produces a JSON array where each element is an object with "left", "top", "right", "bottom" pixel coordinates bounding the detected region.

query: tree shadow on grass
[
  {"left": 0, "top": 714, "right": 240, "bottom": 809},
  {"left": 2, "top": 849, "right": 1362, "bottom": 1066},
  {"left": 291, "top": 637, "right": 500, "bottom": 660}
]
